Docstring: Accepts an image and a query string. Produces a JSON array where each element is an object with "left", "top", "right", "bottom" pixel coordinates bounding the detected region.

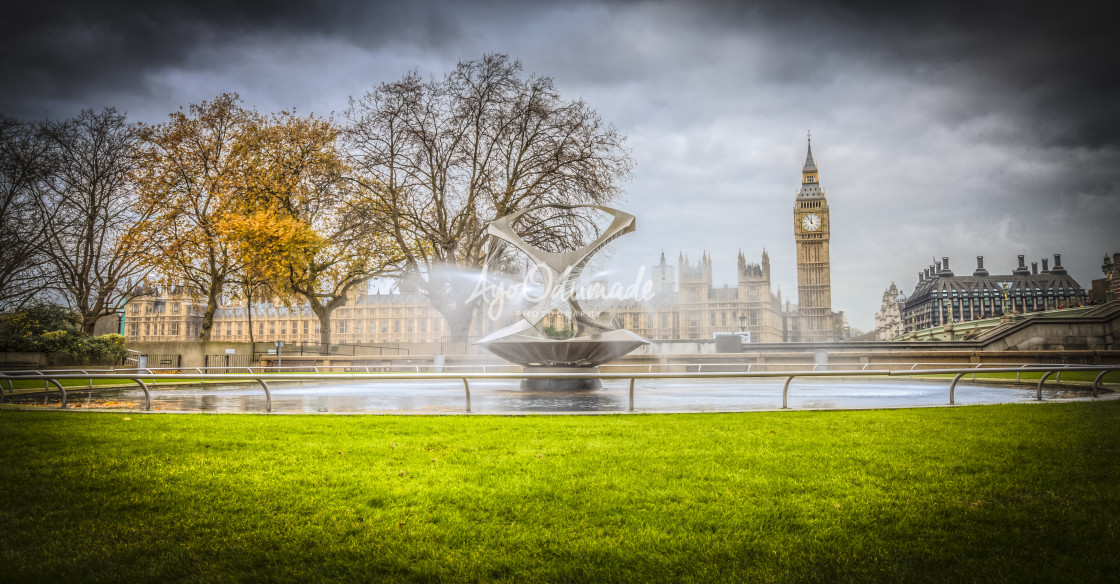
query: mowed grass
[{"left": 2, "top": 403, "right": 1119, "bottom": 583}]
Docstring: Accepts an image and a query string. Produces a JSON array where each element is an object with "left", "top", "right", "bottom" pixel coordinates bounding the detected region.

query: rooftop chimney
[
  {"left": 1041, "top": 258, "right": 1050, "bottom": 273},
  {"left": 1013, "top": 254, "right": 1031, "bottom": 276},
  {"left": 1051, "top": 253, "right": 1067, "bottom": 275},
  {"left": 939, "top": 256, "right": 953, "bottom": 277},
  {"left": 973, "top": 255, "right": 989, "bottom": 277},
  {"left": 919, "top": 271, "right": 925, "bottom": 282},
  {"left": 1031, "top": 262, "right": 1038, "bottom": 275}
]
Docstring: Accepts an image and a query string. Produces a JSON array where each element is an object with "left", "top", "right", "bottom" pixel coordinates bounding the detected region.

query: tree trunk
[
  {"left": 310, "top": 303, "right": 332, "bottom": 347},
  {"left": 442, "top": 305, "right": 476, "bottom": 344},
  {"left": 81, "top": 314, "right": 99, "bottom": 336},
  {"left": 199, "top": 284, "right": 221, "bottom": 341},
  {"left": 247, "top": 302, "right": 255, "bottom": 344}
]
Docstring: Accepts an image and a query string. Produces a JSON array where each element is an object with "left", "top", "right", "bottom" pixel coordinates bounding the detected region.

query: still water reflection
[{"left": 81, "top": 378, "right": 1091, "bottom": 413}]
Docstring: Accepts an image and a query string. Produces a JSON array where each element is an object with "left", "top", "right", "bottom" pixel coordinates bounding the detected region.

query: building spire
[{"left": 803, "top": 130, "right": 817, "bottom": 173}]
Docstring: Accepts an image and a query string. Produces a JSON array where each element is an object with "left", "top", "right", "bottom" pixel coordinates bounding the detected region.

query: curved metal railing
[{"left": 1, "top": 365, "right": 1116, "bottom": 413}]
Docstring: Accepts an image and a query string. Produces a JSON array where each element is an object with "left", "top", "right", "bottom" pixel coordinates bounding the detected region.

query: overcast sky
[{"left": 3, "top": 0, "right": 1117, "bottom": 330}]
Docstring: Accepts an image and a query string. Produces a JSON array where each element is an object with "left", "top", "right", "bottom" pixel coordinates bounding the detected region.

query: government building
[
  {"left": 123, "top": 139, "right": 843, "bottom": 346},
  {"left": 899, "top": 254, "right": 1087, "bottom": 333}
]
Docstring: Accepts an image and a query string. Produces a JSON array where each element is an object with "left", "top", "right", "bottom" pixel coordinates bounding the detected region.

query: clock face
[{"left": 802, "top": 213, "right": 821, "bottom": 232}]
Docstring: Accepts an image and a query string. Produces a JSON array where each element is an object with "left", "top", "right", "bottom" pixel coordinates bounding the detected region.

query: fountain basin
[{"left": 477, "top": 328, "right": 648, "bottom": 369}]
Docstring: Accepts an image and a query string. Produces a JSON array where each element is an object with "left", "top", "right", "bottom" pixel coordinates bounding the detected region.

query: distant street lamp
[
  {"left": 275, "top": 339, "right": 284, "bottom": 372},
  {"left": 1104, "top": 254, "right": 1115, "bottom": 302},
  {"left": 738, "top": 314, "right": 747, "bottom": 331}
]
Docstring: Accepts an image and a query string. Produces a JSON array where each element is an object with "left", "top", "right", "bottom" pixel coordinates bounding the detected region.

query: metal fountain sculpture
[{"left": 474, "top": 204, "right": 649, "bottom": 389}]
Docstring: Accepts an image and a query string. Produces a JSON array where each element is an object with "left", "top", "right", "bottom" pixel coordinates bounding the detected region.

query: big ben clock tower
[{"left": 793, "top": 133, "right": 833, "bottom": 342}]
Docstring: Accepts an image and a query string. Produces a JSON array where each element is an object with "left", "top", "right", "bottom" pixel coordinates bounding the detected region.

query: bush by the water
[{"left": 0, "top": 304, "right": 126, "bottom": 364}]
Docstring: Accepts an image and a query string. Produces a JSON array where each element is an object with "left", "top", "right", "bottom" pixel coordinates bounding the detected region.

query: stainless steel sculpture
[{"left": 475, "top": 204, "right": 649, "bottom": 389}]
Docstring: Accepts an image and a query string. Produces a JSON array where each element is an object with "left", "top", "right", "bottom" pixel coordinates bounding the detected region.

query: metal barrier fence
[
  {"left": 0, "top": 360, "right": 1103, "bottom": 379},
  {"left": 1, "top": 365, "right": 1117, "bottom": 413}
]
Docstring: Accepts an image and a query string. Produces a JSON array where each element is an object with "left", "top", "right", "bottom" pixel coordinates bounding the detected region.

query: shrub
[{"left": 1, "top": 306, "right": 126, "bottom": 363}]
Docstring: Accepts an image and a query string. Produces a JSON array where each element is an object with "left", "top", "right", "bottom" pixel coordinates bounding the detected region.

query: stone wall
[{"left": 126, "top": 341, "right": 252, "bottom": 368}]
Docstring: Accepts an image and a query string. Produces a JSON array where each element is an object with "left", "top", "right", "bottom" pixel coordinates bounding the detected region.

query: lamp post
[
  {"left": 275, "top": 339, "right": 284, "bottom": 372},
  {"left": 1104, "top": 254, "right": 1115, "bottom": 302},
  {"left": 738, "top": 314, "right": 747, "bottom": 331}
]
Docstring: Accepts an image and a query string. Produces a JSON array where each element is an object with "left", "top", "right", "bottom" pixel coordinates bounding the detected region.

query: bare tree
[
  {"left": 343, "top": 54, "right": 632, "bottom": 341},
  {"left": 35, "top": 108, "right": 156, "bottom": 334},
  {"left": 0, "top": 116, "right": 52, "bottom": 310}
]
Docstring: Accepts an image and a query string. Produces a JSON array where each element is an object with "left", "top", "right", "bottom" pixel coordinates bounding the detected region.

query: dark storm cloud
[
  {"left": 4, "top": 0, "right": 1117, "bottom": 145},
  {"left": 672, "top": 0, "right": 1120, "bottom": 149},
  {"left": 0, "top": 0, "right": 474, "bottom": 118}
]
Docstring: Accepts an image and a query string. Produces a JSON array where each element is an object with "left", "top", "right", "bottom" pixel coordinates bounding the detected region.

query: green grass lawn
[{"left": 2, "top": 403, "right": 1119, "bottom": 583}]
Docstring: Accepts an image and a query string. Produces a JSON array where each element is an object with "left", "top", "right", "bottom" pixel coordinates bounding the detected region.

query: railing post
[
  {"left": 1017, "top": 364, "right": 1028, "bottom": 382},
  {"left": 949, "top": 372, "right": 966, "bottom": 405},
  {"left": 972, "top": 363, "right": 981, "bottom": 380},
  {"left": 131, "top": 378, "right": 151, "bottom": 411},
  {"left": 629, "top": 378, "right": 635, "bottom": 412},
  {"left": 1036, "top": 371, "right": 1054, "bottom": 401},
  {"left": 1091, "top": 370, "right": 1107, "bottom": 398},
  {"left": 47, "top": 378, "right": 66, "bottom": 409},
  {"left": 255, "top": 378, "right": 272, "bottom": 412},
  {"left": 462, "top": 378, "right": 471, "bottom": 413},
  {"left": 782, "top": 376, "right": 794, "bottom": 409}
]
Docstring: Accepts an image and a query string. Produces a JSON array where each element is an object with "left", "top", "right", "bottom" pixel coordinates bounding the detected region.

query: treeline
[{"left": 0, "top": 54, "right": 631, "bottom": 346}]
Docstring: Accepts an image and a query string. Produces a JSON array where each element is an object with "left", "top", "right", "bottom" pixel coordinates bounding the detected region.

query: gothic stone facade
[{"left": 793, "top": 136, "right": 834, "bottom": 342}]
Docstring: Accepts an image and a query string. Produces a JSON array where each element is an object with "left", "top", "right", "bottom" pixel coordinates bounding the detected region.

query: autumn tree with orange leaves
[
  {"left": 134, "top": 94, "right": 255, "bottom": 341},
  {"left": 222, "top": 111, "right": 401, "bottom": 346}
]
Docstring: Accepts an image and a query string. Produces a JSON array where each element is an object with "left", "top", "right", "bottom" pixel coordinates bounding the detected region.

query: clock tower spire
[{"left": 793, "top": 133, "right": 834, "bottom": 341}]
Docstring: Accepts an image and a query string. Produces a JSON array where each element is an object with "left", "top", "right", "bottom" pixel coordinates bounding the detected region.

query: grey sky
[{"left": 4, "top": 0, "right": 1117, "bottom": 330}]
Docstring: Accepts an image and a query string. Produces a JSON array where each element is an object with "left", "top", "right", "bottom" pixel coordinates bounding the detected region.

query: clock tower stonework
[{"left": 793, "top": 135, "right": 834, "bottom": 342}]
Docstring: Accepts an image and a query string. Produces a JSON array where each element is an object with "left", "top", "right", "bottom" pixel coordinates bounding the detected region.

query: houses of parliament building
[{"left": 124, "top": 139, "right": 841, "bottom": 346}]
